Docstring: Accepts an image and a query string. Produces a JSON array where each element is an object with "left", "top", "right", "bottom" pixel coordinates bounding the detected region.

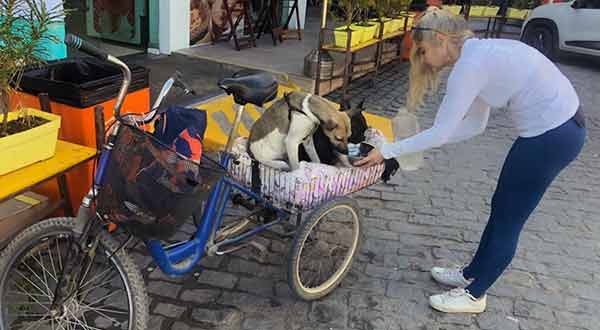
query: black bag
[{"left": 96, "top": 110, "right": 225, "bottom": 240}]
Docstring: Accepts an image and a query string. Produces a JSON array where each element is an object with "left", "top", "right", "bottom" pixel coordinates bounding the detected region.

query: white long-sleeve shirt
[{"left": 380, "top": 38, "right": 580, "bottom": 159}]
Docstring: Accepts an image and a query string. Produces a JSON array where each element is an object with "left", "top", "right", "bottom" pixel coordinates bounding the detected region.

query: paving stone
[
  {"left": 153, "top": 303, "right": 186, "bottom": 318},
  {"left": 555, "top": 310, "right": 597, "bottom": 330},
  {"left": 218, "top": 291, "right": 273, "bottom": 313},
  {"left": 227, "top": 257, "right": 283, "bottom": 280},
  {"left": 147, "top": 281, "right": 181, "bottom": 299},
  {"left": 514, "top": 299, "right": 555, "bottom": 321},
  {"left": 308, "top": 299, "right": 348, "bottom": 328},
  {"left": 435, "top": 314, "right": 476, "bottom": 326},
  {"left": 148, "top": 315, "right": 165, "bottom": 330},
  {"left": 242, "top": 314, "right": 287, "bottom": 330},
  {"left": 237, "top": 276, "right": 275, "bottom": 296},
  {"left": 191, "top": 306, "right": 242, "bottom": 329},
  {"left": 180, "top": 288, "right": 221, "bottom": 304},
  {"left": 198, "top": 255, "right": 224, "bottom": 269},
  {"left": 476, "top": 313, "right": 520, "bottom": 330},
  {"left": 170, "top": 322, "right": 191, "bottom": 330},
  {"left": 148, "top": 268, "right": 186, "bottom": 283},
  {"left": 196, "top": 269, "right": 238, "bottom": 289},
  {"left": 383, "top": 254, "right": 412, "bottom": 269},
  {"left": 385, "top": 282, "right": 426, "bottom": 301}
]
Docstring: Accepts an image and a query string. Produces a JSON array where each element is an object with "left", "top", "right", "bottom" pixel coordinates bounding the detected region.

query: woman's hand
[{"left": 354, "top": 149, "right": 385, "bottom": 167}]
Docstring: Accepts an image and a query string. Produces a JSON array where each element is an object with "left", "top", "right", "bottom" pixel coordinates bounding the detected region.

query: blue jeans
[{"left": 463, "top": 114, "right": 586, "bottom": 298}]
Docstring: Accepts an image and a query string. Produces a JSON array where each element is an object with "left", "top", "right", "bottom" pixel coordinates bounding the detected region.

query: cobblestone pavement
[{"left": 134, "top": 54, "right": 600, "bottom": 330}]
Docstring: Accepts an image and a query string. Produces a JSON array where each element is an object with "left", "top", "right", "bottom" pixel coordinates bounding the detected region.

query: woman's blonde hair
[{"left": 407, "top": 7, "right": 474, "bottom": 112}]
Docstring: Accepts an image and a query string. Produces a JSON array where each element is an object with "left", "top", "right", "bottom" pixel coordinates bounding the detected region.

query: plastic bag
[{"left": 392, "top": 107, "right": 424, "bottom": 171}]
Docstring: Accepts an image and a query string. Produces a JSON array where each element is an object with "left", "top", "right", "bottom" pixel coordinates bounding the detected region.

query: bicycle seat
[{"left": 218, "top": 71, "right": 278, "bottom": 107}]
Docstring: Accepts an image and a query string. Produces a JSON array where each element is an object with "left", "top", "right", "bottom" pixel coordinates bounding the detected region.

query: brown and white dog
[{"left": 248, "top": 91, "right": 359, "bottom": 171}]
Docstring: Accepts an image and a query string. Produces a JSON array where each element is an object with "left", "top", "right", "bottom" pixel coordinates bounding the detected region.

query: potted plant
[
  {"left": 372, "top": 0, "right": 394, "bottom": 36},
  {"left": 388, "top": 0, "right": 413, "bottom": 32},
  {"left": 351, "top": 0, "right": 378, "bottom": 42},
  {"left": 331, "top": 0, "right": 364, "bottom": 47},
  {"left": 0, "top": 0, "right": 65, "bottom": 175}
]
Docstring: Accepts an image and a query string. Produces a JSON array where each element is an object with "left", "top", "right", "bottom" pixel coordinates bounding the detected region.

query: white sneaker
[
  {"left": 430, "top": 266, "right": 471, "bottom": 287},
  {"left": 429, "top": 288, "right": 486, "bottom": 313}
]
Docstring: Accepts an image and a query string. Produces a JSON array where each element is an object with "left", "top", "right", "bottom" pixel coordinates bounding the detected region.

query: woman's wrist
[{"left": 380, "top": 142, "right": 400, "bottom": 159}]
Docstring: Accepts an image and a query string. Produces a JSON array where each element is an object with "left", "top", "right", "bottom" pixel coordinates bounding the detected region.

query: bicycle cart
[{"left": 0, "top": 35, "right": 385, "bottom": 330}]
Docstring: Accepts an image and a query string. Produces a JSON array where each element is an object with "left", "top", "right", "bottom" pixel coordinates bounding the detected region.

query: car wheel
[{"left": 523, "top": 23, "right": 557, "bottom": 60}]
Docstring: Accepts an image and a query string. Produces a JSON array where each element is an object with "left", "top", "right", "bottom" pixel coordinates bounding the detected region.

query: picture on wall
[
  {"left": 86, "top": 0, "right": 144, "bottom": 45},
  {"left": 190, "top": 0, "right": 243, "bottom": 45}
]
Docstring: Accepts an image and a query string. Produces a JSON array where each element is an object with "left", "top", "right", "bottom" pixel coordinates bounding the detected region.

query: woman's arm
[
  {"left": 380, "top": 60, "right": 489, "bottom": 159},
  {"left": 446, "top": 97, "right": 490, "bottom": 144}
]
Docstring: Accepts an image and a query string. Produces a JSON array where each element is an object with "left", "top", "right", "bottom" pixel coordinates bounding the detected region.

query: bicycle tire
[
  {"left": 287, "top": 197, "right": 363, "bottom": 300},
  {"left": 0, "top": 217, "right": 148, "bottom": 330}
]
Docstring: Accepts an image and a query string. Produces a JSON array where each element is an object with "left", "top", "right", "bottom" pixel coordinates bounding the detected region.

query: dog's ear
[{"left": 323, "top": 119, "right": 338, "bottom": 131}]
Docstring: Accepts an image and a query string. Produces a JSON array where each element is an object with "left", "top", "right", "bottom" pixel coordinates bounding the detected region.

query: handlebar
[{"left": 65, "top": 34, "right": 109, "bottom": 61}]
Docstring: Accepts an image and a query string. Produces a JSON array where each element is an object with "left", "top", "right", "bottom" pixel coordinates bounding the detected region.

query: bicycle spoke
[
  {"left": 81, "top": 306, "right": 124, "bottom": 327},
  {"left": 84, "top": 289, "right": 122, "bottom": 308},
  {"left": 21, "top": 316, "right": 51, "bottom": 330},
  {"left": 62, "top": 319, "right": 102, "bottom": 330},
  {"left": 83, "top": 304, "right": 129, "bottom": 316},
  {"left": 48, "top": 247, "right": 59, "bottom": 284},
  {"left": 36, "top": 249, "right": 58, "bottom": 282},
  {"left": 8, "top": 290, "right": 50, "bottom": 298},
  {"left": 14, "top": 282, "right": 51, "bottom": 312},
  {"left": 22, "top": 259, "right": 53, "bottom": 298},
  {"left": 78, "top": 276, "right": 118, "bottom": 298},
  {"left": 66, "top": 306, "right": 97, "bottom": 330},
  {"left": 14, "top": 269, "right": 52, "bottom": 300},
  {"left": 79, "top": 267, "right": 111, "bottom": 290}
]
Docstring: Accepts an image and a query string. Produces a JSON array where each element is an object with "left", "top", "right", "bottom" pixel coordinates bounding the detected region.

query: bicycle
[{"left": 0, "top": 34, "right": 386, "bottom": 329}]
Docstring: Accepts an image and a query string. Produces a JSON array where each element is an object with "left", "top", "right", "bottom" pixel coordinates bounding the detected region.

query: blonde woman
[{"left": 356, "top": 8, "right": 586, "bottom": 313}]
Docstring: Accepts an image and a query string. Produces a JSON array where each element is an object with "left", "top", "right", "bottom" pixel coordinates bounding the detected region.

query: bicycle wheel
[
  {"left": 287, "top": 197, "right": 362, "bottom": 300},
  {"left": 0, "top": 218, "right": 148, "bottom": 330}
]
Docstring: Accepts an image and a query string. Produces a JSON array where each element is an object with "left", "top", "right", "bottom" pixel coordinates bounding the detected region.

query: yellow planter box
[
  {"left": 0, "top": 109, "right": 61, "bottom": 175},
  {"left": 351, "top": 23, "right": 378, "bottom": 42},
  {"left": 483, "top": 6, "right": 500, "bottom": 17},
  {"left": 507, "top": 8, "right": 530, "bottom": 20},
  {"left": 470, "top": 6, "right": 486, "bottom": 17},
  {"left": 375, "top": 18, "right": 394, "bottom": 35},
  {"left": 369, "top": 18, "right": 381, "bottom": 38},
  {"left": 445, "top": 5, "right": 462, "bottom": 15},
  {"left": 334, "top": 25, "right": 364, "bottom": 48},
  {"left": 391, "top": 18, "right": 405, "bottom": 32}
]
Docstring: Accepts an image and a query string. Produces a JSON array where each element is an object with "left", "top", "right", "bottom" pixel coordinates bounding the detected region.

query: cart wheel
[{"left": 287, "top": 197, "right": 362, "bottom": 300}]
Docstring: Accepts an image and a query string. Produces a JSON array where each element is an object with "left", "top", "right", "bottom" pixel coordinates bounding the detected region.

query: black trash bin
[{"left": 20, "top": 57, "right": 149, "bottom": 108}]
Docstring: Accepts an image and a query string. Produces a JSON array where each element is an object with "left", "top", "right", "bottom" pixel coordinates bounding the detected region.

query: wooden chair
[
  {"left": 223, "top": 0, "right": 257, "bottom": 50},
  {"left": 280, "top": 0, "right": 303, "bottom": 41}
]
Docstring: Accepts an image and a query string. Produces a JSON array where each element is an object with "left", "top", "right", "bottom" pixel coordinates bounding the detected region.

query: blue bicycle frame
[{"left": 88, "top": 117, "right": 291, "bottom": 277}]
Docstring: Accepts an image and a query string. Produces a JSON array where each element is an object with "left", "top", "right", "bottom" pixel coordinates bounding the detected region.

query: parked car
[{"left": 520, "top": 0, "right": 600, "bottom": 59}]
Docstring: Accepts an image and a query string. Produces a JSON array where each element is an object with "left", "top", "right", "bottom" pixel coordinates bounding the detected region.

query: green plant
[
  {"left": 356, "top": 0, "right": 376, "bottom": 25},
  {"left": 0, "top": 0, "right": 65, "bottom": 137},
  {"left": 330, "top": 0, "right": 361, "bottom": 27}
]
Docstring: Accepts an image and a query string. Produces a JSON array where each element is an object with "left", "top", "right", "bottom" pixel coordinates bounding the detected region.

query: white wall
[{"left": 159, "top": 0, "right": 191, "bottom": 54}]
